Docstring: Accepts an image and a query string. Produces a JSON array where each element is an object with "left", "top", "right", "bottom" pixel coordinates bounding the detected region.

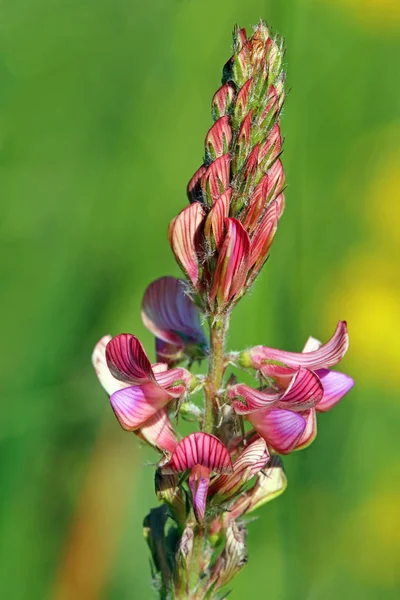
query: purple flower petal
[
  {"left": 141, "top": 276, "right": 207, "bottom": 350},
  {"left": 249, "top": 408, "right": 306, "bottom": 454},
  {"left": 110, "top": 383, "right": 170, "bottom": 431},
  {"left": 315, "top": 369, "right": 354, "bottom": 412},
  {"left": 189, "top": 465, "right": 210, "bottom": 523}
]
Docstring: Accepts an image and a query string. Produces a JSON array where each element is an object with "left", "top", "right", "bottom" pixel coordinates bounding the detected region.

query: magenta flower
[
  {"left": 162, "top": 432, "right": 232, "bottom": 523},
  {"left": 141, "top": 276, "right": 208, "bottom": 366},
  {"left": 105, "top": 333, "right": 194, "bottom": 432},
  {"left": 230, "top": 322, "right": 354, "bottom": 453},
  {"left": 228, "top": 367, "right": 324, "bottom": 453},
  {"left": 92, "top": 336, "right": 179, "bottom": 453}
]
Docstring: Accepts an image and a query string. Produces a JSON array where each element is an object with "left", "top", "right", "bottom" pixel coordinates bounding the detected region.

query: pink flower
[
  {"left": 92, "top": 334, "right": 192, "bottom": 453},
  {"left": 228, "top": 368, "right": 323, "bottom": 453},
  {"left": 162, "top": 432, "right": 232, "bottom": 523},
  {"left": 141, "top": 276, "right": 208, "bottom": 366},
  {"left": 231, "top": 322, "right": 354, "bottom": 453}
]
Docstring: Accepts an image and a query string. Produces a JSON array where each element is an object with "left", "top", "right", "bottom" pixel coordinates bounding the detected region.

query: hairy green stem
[{"left": 204, "top": 314, "right": 230, "bottom": 434}]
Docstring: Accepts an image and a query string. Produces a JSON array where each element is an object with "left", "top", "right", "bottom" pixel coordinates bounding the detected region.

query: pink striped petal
[
  {"left": 205, "top": 116, "right": 232, "bottom": 159},
  {"left": 259, "top": 123, "right": 282, "bottom": 166},
  {"left": 153, "top": 367, "right": 191, "bottom": 397},
  {"left": 201, "top": 154, "right": 230, "bottom": 204},
  {"left": 294, "top": 409, "right": 317, "bottom": 450},
  {"left": 187, "top": 164, "right": 207, "bottom": 203},
  {"left": 169, "top": 203, "right": 205, "bottom": 287},
  {"left": 209, "top": 437, "right": 269, "bottom": 499},
  {"left": 266, "top": 157, "right": 285, "bottom": 197},
  {"left": 235, "top": 79, "right": 252, "bottom": 122},
  {"left": 209, "top": 218, "right": 250, "bottom": 309},
  {"left": 139, "top": 408, "right": 178, "bottom": 453},
  {"left": 204, "top": 189, "right": 231, "bottom": 249},
  {"left": 249, "top": 321, "right": 349, "bottom": 370},
  {"left": 110, "top": 383, "right": 171, "bottom": 431},
  {"left": 106, "top": 334, "right": 155, "bottom": 385},
  {"left": 248, "top": 201, "right": 279, "bottom": 272},
  {"left": 212, "top": 83, "right": 235, "bottom": 119},
  {"left": 315, "top": 369, "right": 354, "bottom": 412},
  {"left": 92, "top": 335, "right": 128, "bottom": 395},
  {"left": 189, "top": 464, "right": 210, "bottom": 523},
  {"left": 277, "top": 368, "right": 324, "bottom": 411},
  {"left": 261, "top": 85, "right": 279, "bottom": 122},
  {"left": 162, "top": 432, "right": 232, "bottom": 474},
  {"left": 229, "top": 384, "right": 280, "bottom": 415},
  {"left": 235, "top": 110, "right": 252, "bottom": 166},
  {"left": 259, "top": 363, "right": 296, "bottom": 380},
  {"left": 242, "top": 144, "right": 260, "bottom": 186},
  {"left": 241, "top": 175, "right": 271, "bottom": 234},
  {"left": 141, "top": 276, "right": 207, "bottom": 349},
  {"left": 275, "top": 193, "right": 285, "bottom": 218},
  {"left": 248, "top": 408, "right": 306, "bottom": 454}
]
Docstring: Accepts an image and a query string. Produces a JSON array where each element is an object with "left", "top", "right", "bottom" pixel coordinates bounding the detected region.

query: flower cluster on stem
[{"left": 92, "top": 21, "right": 354, "bottom": 600}]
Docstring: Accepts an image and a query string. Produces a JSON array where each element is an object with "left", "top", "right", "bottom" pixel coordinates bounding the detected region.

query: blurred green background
[{"left": 1, "top": 0, "right": 399, "bottom": 598}]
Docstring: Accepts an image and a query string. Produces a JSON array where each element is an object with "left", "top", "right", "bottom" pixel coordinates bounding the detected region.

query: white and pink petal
[
  {"left": 139, "top": 408, "right": 178, "bottom": 454},
  {"left": 92, "top": 335, "right": 129, "bottom": 395}
]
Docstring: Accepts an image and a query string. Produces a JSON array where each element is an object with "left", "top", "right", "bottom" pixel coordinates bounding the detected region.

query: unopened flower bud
[{"left": 155, "top": 469, "right": 187, "bottom": 525}]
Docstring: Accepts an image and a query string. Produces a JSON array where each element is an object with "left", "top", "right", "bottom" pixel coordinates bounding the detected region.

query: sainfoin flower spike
[{"left": 91, "top": 21, "right": 354, "bottom": 600}]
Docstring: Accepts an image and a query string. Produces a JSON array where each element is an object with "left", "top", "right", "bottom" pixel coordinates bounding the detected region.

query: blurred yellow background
[{"left": 1, "top": 0, "right": 399, "bottom": 599}]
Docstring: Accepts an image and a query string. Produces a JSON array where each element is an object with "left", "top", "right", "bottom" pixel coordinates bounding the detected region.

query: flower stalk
[
  {"left": 204, "top": 314, "right": 229, "bottom": 434},
  {"left": 91, "top": 20, "right": 354, "bottom": 599}
]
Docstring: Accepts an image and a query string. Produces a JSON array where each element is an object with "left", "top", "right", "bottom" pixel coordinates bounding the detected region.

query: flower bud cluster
[{"left": 169, "top": 22, "right": 286, "bottom": 315}]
